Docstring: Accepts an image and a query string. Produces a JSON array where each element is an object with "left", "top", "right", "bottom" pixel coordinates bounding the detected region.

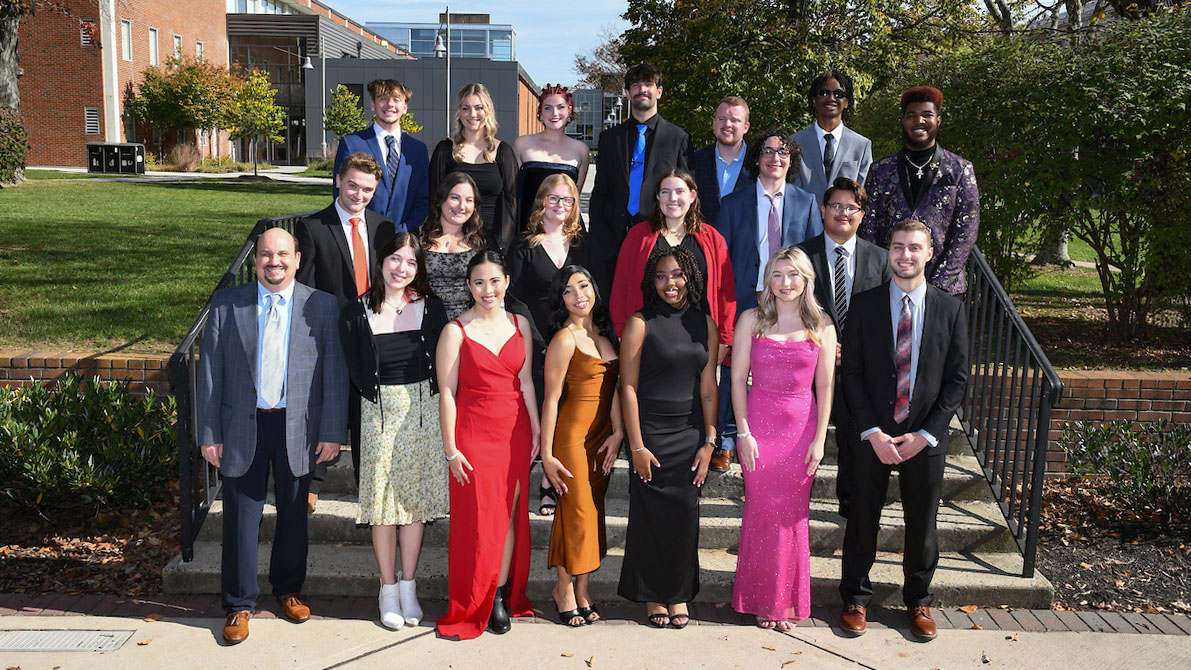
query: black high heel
[
  {"left": 487, "top": 585, "right": 512, "bottom": 634},
  {"left": 557, "top": 605, "right": 585, "bottom": 628},
  {"left": 577, "top": 604, "right": 600, "bottom": 624}
]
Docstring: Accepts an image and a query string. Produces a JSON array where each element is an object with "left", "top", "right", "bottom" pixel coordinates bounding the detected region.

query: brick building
[{"left": 17, "top": 0, "right": 230, "bottom": 166}]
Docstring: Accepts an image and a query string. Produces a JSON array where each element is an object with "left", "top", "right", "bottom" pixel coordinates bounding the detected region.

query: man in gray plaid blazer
[{"left": 197, "top": 227, "right": 348, "bottom": 644}]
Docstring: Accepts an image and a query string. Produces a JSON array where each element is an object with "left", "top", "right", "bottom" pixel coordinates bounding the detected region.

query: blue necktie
[
  {"left": 627, "top": 124, "right": 647, "bottom": 217},
  {"left": 384, "top": 134, "right": 399, "bottom": 190}
]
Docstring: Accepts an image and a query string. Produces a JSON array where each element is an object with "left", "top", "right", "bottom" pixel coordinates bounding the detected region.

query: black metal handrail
[
  {"left": 959, "top": 247, "right": 1064, "bottom": 578},
  {"left": 168, "top": 211, "right": 317, "bottom": 562}
]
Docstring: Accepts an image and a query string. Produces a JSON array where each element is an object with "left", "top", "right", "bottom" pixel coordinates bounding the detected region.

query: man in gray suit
[
  {"left": 792, "top": 70, "right": 873, "bottom": 205},
  {"left": 197, "top": 227, "right": 348, "bottom": 644}
]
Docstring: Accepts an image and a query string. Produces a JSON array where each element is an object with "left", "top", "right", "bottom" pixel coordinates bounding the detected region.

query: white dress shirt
[
  {"left": 824, "top": 234, "right": 858, "bottom": 311},
  {"left": 373, "top": 122, "right": 401, "bottom": 164},
  {"left": 816, "top": 120, "right": 847, "bottom": 164},
  {"left": 334, "top": 200, "right": 371, "bottom": 279},
  {"left": 754, "top": 179, "right": 783, "bottom": 291}
]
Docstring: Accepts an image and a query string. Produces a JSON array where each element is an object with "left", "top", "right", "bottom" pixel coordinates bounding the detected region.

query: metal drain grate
[{"left": 0, "top": 629, "right": 135, "bottom": 652}]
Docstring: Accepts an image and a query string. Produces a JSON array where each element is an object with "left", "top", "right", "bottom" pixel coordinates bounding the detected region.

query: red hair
[
  {"left": 537, "top": 84, "right": 575, "bottom": 124},
  {"left": 901, "top": 86, "right": 943, "bottom": 110}
]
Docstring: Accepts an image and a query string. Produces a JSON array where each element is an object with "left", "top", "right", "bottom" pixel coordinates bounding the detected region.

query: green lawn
[
  {"left": 22, "top": 170, "right": 127, "bottom": 180},
  {"left": 0, "top": 180, "right": 327, "bottom": 353}
]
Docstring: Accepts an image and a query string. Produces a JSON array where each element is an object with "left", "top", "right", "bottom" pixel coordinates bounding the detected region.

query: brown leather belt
[{"left": 257, "top": 407, "right": 285, "bottom": 413}]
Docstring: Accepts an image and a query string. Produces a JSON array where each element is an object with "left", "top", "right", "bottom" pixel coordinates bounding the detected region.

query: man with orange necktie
[{"left": 296, "top": 152, "right": 394, "bottom": 500}]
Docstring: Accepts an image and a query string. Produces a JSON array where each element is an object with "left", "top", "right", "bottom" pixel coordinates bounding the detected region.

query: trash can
[
  {"left": 86, "top": 143, "right": 104, "bottom": 172},
  {"left": 86, "top": 142, "right": 146, "bottom": 174}
]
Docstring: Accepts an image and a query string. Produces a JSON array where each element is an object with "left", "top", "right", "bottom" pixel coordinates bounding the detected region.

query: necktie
[
  {"left": 823, "top": 133, "right": 836, "bottom": 177},
  {"left": 627, "top": 124, "right": 647, "bottom": 217},
  {"left": 384, "top": 134, "right": 399, "bottom": 189},
  {"left": 894, "top": 294, "right": 913, "bottom": 423},
  {"left": 260, "top": 293, "right": 285, "bottom": 408},
  {"left": 350, "top": 217, "right": 369, "bottom": 297},
  {"left": 766, "top": 192, "right": 782, "bottom": 257},
  {"left": 833, "top": 246, "right": 849, "bottom": 330}
]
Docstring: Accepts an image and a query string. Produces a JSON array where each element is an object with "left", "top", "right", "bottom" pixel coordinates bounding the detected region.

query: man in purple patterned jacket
[{"left": 859, "top": 86, "right": 979, "bottom": 295}]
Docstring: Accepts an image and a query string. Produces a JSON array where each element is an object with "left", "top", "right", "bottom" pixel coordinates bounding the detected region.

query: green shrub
[
  {"left": 0, "top": 375, "right": 177, "bottom": 515},
  {"left": 1063, "top": 419, "right": 1191, "bottom": 525},
  {"left": 0, "top": 106, "right": 30, "bottom": 185},
  {"left": 305, "top": 156, "right": 333, "bottom": 172}
]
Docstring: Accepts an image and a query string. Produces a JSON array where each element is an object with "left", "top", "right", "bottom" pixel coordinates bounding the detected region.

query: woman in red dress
[{"left": 435, "top": 249, "right": 541, "bottom": 639}]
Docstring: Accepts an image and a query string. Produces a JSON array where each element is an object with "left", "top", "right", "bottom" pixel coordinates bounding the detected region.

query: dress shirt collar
[
  {"left": 334, "top": 200, "right": 365, "bottom": 227},
  {"left": 825, "top": 233, "right": 858, "bottom": 259},
  {"left": 816, "top": 119, "right": 846, "bottom": 144},
  {"left": 257, "top": 276, "right": 296, "bottom": 306},
  {"left": 891, "top": 278, "right": 927, "bottom": 309},
  {"left": 373, "top": 121, "right": 400, "bottom": 145},
  {"left": 756, "top": 177, "right": 783, "bottom": 201},
  {"left": 633, "top": 112, "right": 660, "bottom": 131},
  {"left": 715, "top": 141, "right": 746, "bottom": 167}
]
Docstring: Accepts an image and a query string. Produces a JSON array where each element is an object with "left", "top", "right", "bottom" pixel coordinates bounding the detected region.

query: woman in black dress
[
  {"left": 429, "top": 83, "right": 518, "bottom": 253},
  {"left": 617, "top": 245, "right": 719, "bottom": 629},
  {"left": 421, "top": 173, "right": 487, "bottom": 321},
  {"left": 512, "top": 84, "right": 589, "bottom": 233}
]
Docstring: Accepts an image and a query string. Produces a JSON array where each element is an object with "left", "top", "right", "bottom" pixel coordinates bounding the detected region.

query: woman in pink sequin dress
[{"left": 729, "top": 247, "right": 836, "bottom": 630}]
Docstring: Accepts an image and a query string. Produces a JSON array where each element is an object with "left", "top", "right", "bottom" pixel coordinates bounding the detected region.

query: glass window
[
  {"left": 490, "top": 30, "right": 513, "bottom": 61},
  {"left": 148, "top": 28, "right": 159, "bottom": 65},
  {"left": 174, "top": 34, "right": 183, "bottom": 58},
  {"left": 196, "top": 41, "right": 204, "bottom": 61},
  {"left": 120, "top": 20, "right": 132, "bottom": 61},
  {"left": 410, "top": 28, "right": 436, "bottom": 57}
]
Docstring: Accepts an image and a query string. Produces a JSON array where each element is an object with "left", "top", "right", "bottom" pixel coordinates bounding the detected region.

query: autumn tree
[
  {"left": 572, "top": 25, "right": 626, "bottom": 92},
  {"left": 322, "top": 84, "right": 366, "bottom": 140},
  {"left": 228, "top": 68, "right": 284, "bottom": 177},
  {"left": 128, "top": 56, "right": 236, "bottom": 160}
]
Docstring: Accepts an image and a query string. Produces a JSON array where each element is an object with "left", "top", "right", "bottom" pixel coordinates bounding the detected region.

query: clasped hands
[{"left": 867, "top": 430, "right": 929, "bottom": 465}]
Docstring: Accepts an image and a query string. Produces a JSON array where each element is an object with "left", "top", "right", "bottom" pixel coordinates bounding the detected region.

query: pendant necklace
[{"left": 906, "top": 155, "right": 931, "bottom": 179}]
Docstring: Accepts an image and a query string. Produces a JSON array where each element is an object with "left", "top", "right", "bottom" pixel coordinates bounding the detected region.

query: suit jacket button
[{"left": 249, "top": 414, "right": 255, "bottom": 421}]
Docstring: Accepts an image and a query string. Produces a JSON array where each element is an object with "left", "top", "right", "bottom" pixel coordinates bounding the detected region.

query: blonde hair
[
  {"left": 524, "top": 174, "right": 583, "bottom": 246},
  {"left": 451, "top": 83, "right": 499, "bottom": 163},
  {"left": 752, "top": 246, "right": 826, "bottom": 344}
]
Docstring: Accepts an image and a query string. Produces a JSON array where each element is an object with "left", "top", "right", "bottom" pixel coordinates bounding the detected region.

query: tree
[
  {"left": 616, "top": 0, "right": 985, "bottom": 145},
  {"left": 573, "top": 25, "right": 626, "bottom": 92},
  {"left": 322, "top": 84, "right": 366, "bottom": 140},
  {"left": 0, "top": 103, "right": 28, "bottom": 184},
  {"left": 228, "top": 68, "right": 284, "bottom": 177},
  {"left": 127, "top": 56, "right": 236, "bottom": 161}
]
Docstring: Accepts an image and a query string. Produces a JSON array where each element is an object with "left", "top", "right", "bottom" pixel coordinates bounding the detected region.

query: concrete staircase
[{"left": 164, "top": 421, "right": 1053, "bottom": 609}]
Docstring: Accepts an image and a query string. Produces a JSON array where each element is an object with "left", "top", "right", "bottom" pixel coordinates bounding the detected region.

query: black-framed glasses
[
  {"left": 817, "top": 89, "right": 848, "bottom": 100},
  {"left": 762, "top": 147, "right": 791, "bottom": 158},
  {"left": 825, "top": 202, "right": 862, "bottom": 215},
  {"left": 546, "top": 194, "right": 576, "bottom": 207}
]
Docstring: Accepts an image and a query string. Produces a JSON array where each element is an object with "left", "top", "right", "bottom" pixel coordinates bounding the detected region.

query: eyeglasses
[
  {"left": 825, "top": 202, "right": 862, "bottom": 215},
  {"left": 762, "top": 147, "right": 791, "bottom": 158},
  {"left": 545, "top": 194, "right": 576, "bottom": 207},
  {"left": 817, "top": 89, "right": 847, "bottom": 100}
]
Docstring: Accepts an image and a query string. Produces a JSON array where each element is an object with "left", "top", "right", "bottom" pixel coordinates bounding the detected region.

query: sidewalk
[
  {"left": 27, "top": 164, "right": 333, "bottom": 186},
  {"left": 3, "top": 595, "right": 1190, "bottom": 669}
]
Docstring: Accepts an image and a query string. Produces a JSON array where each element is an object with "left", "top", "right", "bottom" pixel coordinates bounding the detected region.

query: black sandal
[
  {"left": 647, "top": 613, "right": 670, "bottom": 628},
  {"left": 577, "top": 604, "right": 600, "bottom": 623},
  {"left": 670, "top": 614, "right": 690, "bottom": 629},
  {"left": 539, "top": 485, "right": 558, "bottom": 515},
  {"left": 556, "top": 605, "right": 585, "bottom": 628}
]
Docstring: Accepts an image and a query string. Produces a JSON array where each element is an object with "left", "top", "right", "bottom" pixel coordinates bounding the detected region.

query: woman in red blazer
[{"left": 610, "top": 169, "right": 736, "bottom": 360}]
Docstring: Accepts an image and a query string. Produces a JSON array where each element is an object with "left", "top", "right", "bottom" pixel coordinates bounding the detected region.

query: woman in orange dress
[
  {"left": 435, "top": 250, "right": 541, "bottom": 639},
  {"left": 539, "top": 265, "right": 622, "bottom": 627}
]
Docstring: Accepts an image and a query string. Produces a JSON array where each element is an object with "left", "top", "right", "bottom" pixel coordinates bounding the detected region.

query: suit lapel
[
  {"left": 807, "top": 237, "right": 835, "bottom": 323},
  {"left": 322, "top": 208, "right": 354, "bottom": 278},
  {"left": 911, "top": 286, "right": 941, "bottom": 410},
  {"left": 780, "top": 189, "right": 801, "bottom": 246},
  {"left": 885, "top": 156, "right": 915, "bottom": 220},
  {"left": 389, "top": 148, "right": 410, "bottom": 217},
  {"left": 234, "top": 286, "right": 259, "bottom": 392}
]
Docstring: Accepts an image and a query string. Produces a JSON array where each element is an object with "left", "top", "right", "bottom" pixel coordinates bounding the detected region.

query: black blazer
[
  {"left": 338, "top": 296, "right": 449, "bottom": 402},
  {"left": 840, "top": 281, "right": 968, "bottom": 455},
  {"left": 588, "top": 114, "right": 694, "bottom": 268},
  {"left": 295, "top": 205, "right": 395, "bottom": 308},
  {"left": 692, "top": 143, "right": 753, "bottom": 227}
]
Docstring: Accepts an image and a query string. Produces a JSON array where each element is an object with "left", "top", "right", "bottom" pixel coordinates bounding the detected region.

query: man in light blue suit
[
  {"left": 333, "top": 79, "right": 429, "bottom": 232},
  {"left": 197, "top": 227, "right": 348, "bottom": 644},
  {"left": 792, "top": 70, "right": 873, "bottom": 205},
  {"left": 710, "top": 128, "right": 823, "bottom": 470}
]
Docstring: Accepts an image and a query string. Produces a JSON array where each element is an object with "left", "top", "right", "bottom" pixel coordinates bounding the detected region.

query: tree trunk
[
  {"left": 1, "top": 15, "right": 21, "bottom": 109},
  {"left": 1033, "top": 227, "right": 1073, "bottom": 267}
]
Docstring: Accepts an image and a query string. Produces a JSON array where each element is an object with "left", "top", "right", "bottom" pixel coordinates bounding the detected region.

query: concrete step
[
  {"left": 164, "top": 541, "right": 1053, "bottom": 609},
  {"left": 316, "top": 452, "right": 994, "bottom": 504},
  {"left": 200, "top": 493, "right": 1015, "bottom": 555}
]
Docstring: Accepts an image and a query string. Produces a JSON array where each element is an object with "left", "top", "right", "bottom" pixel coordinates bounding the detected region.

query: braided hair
[{"left": 640, "top": 244, "right": 705, "bottom": 314}]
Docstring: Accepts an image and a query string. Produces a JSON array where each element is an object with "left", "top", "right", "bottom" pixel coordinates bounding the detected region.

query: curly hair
[
  {"left": 365, "top": 232, "right": 436, "bottom": 313},
  {"left": 546, "top": 264, "right": 617, "bottom": 348},
  {"left": 752, "top": 246, "right": 826, "bottom": 344},
  {"left": 647, "top": 168, "right": 704, "bottom": 235},
  {"left": 640, "top": 244, "right": 705, "bottom": 314},
  {"left": 451, "top": 83, "right": 499, "bottom": 163},
  {"left": 419, "top": 172, "right": 487, "bottom": 252},
  {"left": 806, "top": 70, "right": 855, "bottom": 120},
  {"left": 745, "top": 128, "right": 800, "bottom": 184},
  {"left": 524, "top": 173, "right": 584, "bottom": 246},
  {"left": 537, "top": 84, "right": 575, "bottom": 125}
]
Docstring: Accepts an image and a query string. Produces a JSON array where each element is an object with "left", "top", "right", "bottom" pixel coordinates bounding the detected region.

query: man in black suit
[
  {"left": 588, "top": 62, "right": 694, "bottom": 292},
  {"left": 693, "top": 96, "right": 752, "bottom": 226},
  {"left": 798, "top": 177, "right": 891, "bottom": 518},
  {"left": 837, "top": 219, "right": 968, "bottom": 642},
  {"left": 295, "top": 152, "right": 394, "bottom": 504}
]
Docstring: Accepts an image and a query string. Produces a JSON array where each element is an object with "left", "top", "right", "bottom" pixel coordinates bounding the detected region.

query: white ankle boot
[
  {"left": 398, "top": 578, "right": 422, "bottom": 626},
  {"left": 379, "top": 583, "right": 404, "bottom": 629}
]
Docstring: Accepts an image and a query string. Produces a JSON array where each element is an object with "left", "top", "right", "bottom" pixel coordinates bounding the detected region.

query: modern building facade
[
  {"left": 568, "top": 88, "right": 626, "bottom": 150},
  {"left": 367, "top": 14, "right": 515, "bottom": 62}
]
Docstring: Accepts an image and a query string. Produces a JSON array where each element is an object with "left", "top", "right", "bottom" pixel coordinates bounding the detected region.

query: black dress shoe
[{"left": 487, "top": 586, "right": 512, "bottom": 634}]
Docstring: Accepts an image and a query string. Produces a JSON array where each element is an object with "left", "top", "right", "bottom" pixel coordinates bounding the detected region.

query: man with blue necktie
[{"left": 588, "top": 62, "right": 694, "bottom": 293}]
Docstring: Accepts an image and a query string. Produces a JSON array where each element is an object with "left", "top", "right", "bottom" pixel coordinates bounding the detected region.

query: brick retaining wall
[{"left": 0, "top": 350, "right": 171, "bottom": 398}]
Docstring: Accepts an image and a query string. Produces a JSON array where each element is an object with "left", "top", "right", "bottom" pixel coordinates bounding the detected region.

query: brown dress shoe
[
  {"left": 839, "top": 603, "right": 867, "bottom": 636},
  {"left": 908, "top": 606, "right": 938, "bottom": 641},
  {"left": 223, "top": 610, "right": 251, "bottom": 644},
  {"left": 307, "top": 492, "right": 318, "bottom": 514},
  {"left": 709, "top": 448, "right": 731, "bottom": 472},
  {"left": 279, "top": 593, "right": 311, "bottom": 623}
]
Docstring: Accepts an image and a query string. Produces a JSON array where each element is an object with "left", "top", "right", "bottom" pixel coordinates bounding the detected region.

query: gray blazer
[
  {"left": 792, "top": 124, "right": 873, "bottom": 205},
  {"left": 197, "top": 281, "right": 348, "bottom": 479}
]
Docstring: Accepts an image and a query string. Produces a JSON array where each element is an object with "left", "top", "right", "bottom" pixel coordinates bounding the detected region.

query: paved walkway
[
  {"left": 2, "top": 594, "right": 1189, "bottom": 668},
  {"left": 28, "top": 164, "right": 333, "bottom": 186}
]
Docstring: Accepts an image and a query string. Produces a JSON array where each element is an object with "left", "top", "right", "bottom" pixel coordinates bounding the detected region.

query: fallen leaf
[
  {"left": 143, "top": 613, "right": 163, "bottom": 622},
  {"left": 958, "top": 605, "right": 978, "bottom": 613},
  {"left": 982, "top": 652, "right": 991, "bottom": 664},
  {"left": 762, "top": 645, "right": 776, "bottom": 651},
  {"left": 585, "top": 656, "right": 594, "bottom": 668},
  {"left": 971, "top": 624, "right": 983, "bottom": 630},
  {"left": 136, "top": 639, "right": 151, "bottom": 646},
  {"left": 560, "top": 653, "right": 573, "bottom": 658},
  {"left": 781, "top": 661, "right": 797, "bottom": 668},
  {"left": 1080, "top": 562, "right": 1094, "bottom": 570},
  {"left": 1006, "top": 633, "right": 1019, "bottom": 641}
]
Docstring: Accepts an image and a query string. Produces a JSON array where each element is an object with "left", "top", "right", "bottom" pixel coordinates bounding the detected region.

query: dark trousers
[
  {"left": 221, "top": 409, "right": 311, "bottom": 613},
  {"left": 310, "top": 387, "right": 360, "bottom": 491},
  {"left": 716, "top": 363, "right": 736, "bottom": 451},
  {"left": 832, "top": 385, "right": 862, "bottom": 516},
  {"left": 839, "top": 443, "right": 945, "bottom": 608}
]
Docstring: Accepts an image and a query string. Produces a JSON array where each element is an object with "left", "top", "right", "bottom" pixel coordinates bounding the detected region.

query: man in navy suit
[
  {"left": 693, "top": 96, "right": 752, "bottom": 226},
  {"left": 333, "top": 79, "right": 429, "bottom": 233},
  {"left": 197, "top": 227, "right": 348, "bottom": 644},
  {"left": 798, "top": 177, "right": 891, "bottom": 518},
  {"left": 711, "top": 128, "right": 823, "bottom": 470}
]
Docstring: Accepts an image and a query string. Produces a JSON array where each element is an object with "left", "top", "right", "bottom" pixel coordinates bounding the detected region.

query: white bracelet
[
  {"left": 736, "top": 431, "right": 751, "bottom": 439},
  {"left": 446, "top": 450, "right": 461, "bottom": 461},
  {"left": 631, "top": 446, "right": 645, "bottom": 452}
]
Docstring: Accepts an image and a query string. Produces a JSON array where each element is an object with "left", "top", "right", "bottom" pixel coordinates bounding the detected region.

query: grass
[
  {"left": 22, "top": 170, "right": 127, "bottom": 180},
  {"left": 294, "top": 168, "right": 332, "bottom": 178},
  {"left": 0, "top": 179, "right": 327, "bottom": 354}
]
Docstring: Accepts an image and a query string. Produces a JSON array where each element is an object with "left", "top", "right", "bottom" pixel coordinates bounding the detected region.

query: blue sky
[{"left": 329, "top": 0, "right": 629, "bottom": 88}]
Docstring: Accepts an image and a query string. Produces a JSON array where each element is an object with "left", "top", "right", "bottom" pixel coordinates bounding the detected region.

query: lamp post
[{"left": 433, "top": 6, "right": 451, "bottom": 136}]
